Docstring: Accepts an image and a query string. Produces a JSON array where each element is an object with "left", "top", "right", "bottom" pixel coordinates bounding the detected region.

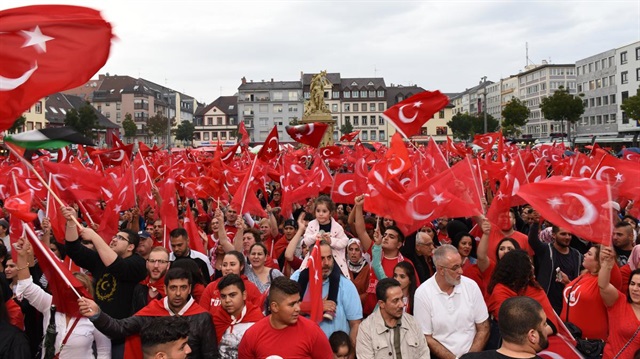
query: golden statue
[{"left": 304, "top": 70, "right": 331, "bottom": 117}]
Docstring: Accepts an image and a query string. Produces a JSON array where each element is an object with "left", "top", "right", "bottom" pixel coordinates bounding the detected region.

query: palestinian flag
[{"left": 4, "top": 127, "right": 95, "bottom": 149}]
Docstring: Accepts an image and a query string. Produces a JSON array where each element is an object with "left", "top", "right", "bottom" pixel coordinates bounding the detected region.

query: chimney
[
  {"left": 241, "top": 76, "right": 246, "bottom": 84},
  {"left": 271, "top": 78, "right": 274, "bottom": 82}
]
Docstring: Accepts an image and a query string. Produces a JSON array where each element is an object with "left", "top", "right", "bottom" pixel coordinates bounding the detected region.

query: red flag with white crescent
[
  {"left": 308, "top": 239, "right": 324, "bottom": 323},
  {"left": 285, "top": 123, "right": 328, "bottom": 148},
  {"left": 382, "top": 91, "right": 449, "bottom": 138}
]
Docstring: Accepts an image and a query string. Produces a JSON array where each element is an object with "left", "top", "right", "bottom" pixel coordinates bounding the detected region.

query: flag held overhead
[{"left": 382, "top": 90, "right": 449, "bottom": 138}]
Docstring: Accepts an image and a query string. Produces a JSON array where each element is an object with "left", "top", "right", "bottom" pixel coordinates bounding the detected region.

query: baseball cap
[
  {"left": 138, "top": 230, "right": 152, "bottom": 239},
  {"left": 283, "top": 219, "right": 297, "bottom": 229}
]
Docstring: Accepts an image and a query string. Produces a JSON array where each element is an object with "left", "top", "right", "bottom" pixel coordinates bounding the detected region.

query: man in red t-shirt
[
  {"left": 238, "top": 277, "right": 332, "bottom": 359},
  {"left": 487, "top": 210, "right": 532, "bottom": 261}
]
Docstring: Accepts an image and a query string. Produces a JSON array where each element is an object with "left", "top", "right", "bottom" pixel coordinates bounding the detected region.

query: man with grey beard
[{"left": 413, "top": 244, "right": 489, "bottom": 359}]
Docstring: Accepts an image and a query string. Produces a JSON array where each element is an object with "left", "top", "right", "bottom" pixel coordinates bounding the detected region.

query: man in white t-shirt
[{"left": 414, "top": 244, "right": 489, "bottom": 359}]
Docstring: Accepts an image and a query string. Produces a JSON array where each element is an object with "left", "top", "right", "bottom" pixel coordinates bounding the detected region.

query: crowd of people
[{"left": 0, "top": 154, "right": 639, "bottom": 359}]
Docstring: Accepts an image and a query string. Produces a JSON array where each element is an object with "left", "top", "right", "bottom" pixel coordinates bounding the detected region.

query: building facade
[
  {"left": 617, "top": 41, "right": 640, "bottom": 134},
  {"left": 193, "top": 95, "right": 238, "bottom": 147}
]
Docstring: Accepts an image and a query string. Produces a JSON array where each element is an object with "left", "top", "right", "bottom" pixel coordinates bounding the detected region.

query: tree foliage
[
  {"left": 9, "top": 115, "right": 26, "bottom": 134},
  {"left": 64, "top": 102, "right": 100, "bottom": 138},
  {"left": 447, "top": 112, "right": 499, "bottom": 140},
  {"left": 501, "top": 98, "right": 530, "bottom": 137},
  {"left": 621, "top": 88, "right": 640, "bottom": 123},
  {"left": 175, "top": 120, "right": 195, "bottom": 144},
  {"left": 540, "top": 86, "right": 584, "bottom": 138},
  {"left": 340, "top": 118, "right": 353, "bottom": 134},
  {"left": 122, "top": 113, "right": 137, "bottom": 139},
  {"left": 147, "top": 111, "right": 170, "bottom": 138}
]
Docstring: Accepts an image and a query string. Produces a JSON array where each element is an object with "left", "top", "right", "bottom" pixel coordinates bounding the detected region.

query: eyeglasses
[
  {"left": 112, "top": 234, "right": 131, "bottom": 243},
  {"left": 147, "top": 259, "right": 170, "bottom": 265},
  {"left": 416, "top": 242, "right": 435, "bottom": 247},
  {"left": 440, "top": 264, "right": 463, "bottom": 272}
]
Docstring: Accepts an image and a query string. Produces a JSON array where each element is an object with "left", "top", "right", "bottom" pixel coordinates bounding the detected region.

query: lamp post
[{"left": 481, "top": 76, "right": 488, "bottom": 134}]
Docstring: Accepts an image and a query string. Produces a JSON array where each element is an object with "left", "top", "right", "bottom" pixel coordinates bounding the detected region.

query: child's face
[{"left": 315, "top": 203, "right": 331, "bottom": 224}]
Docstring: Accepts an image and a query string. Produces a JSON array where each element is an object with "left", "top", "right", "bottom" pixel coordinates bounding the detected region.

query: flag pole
[
  {"left": 4, "top": 144, "right": 81, "bottom": 227},
  {"left": 23, "top": 224, "right": 83, "bottom": 300}
]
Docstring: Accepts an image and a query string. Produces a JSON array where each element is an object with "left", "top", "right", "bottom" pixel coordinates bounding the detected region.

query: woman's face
[
  {"left": 49, "top": 243, "right": 63, "bottom": 260},
  {"left": 243, "top": 233, "right": 256, "bottom": 252},
  {"left": 210, "top": 218, "right": 220, "bottom": 232},
  {"left": 458, "top": 236, "right": 473, "bottom": 258},
  {"left": 336, "top": 205, "right": 344, "bottom": 216},
  {"left": 347, "top": 242, "right": 362, "bottom": 263},
  {"left": 393, "top": 267, "right": 411, "bottom": 291},
  {"left": 4, "top": 259, "right": 17, "bottom": 280},
  {"left": 383, "top": 217, "right": 394, "bottom": 228},
  {"left": 249, "top": 246, "right": 266, "bottom": 268},
  {"left": 498, "top": 240, "right": 516, "bottom": 260},
  {"left": 630, "top": 274, "right": 640, "bottom": 304},
  {"left": 222, "top": 255, "right": 242, "bottom": 276},
  {"left": 259, "top": 223, "right": 270, "bottom": 238},
  {"left": 301, "top": 243, "right": 309, "bottom": 258},
  {"left": 582, "top": 247, "right": 599, "bottom": 273}
]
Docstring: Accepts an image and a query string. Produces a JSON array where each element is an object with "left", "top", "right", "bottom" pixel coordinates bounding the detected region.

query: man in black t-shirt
[
  {"left": 613, "top": 222, "right": 635, "bottom": 266},
  {"left": 461, "top": 297, "right": 547, "bottom": 359}
]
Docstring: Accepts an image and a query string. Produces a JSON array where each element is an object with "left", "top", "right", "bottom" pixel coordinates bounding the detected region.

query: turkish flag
[
  {"left": 159, "top": 177, "right": 180, "bottom": 233},
  {"left": 473, "top": 132, "right": 501, "bottom": 152},
  {"left": 517, "top": 176, "right": 613, "bottom": 245},
  {"left": 256, "top": 126, "right": 279, "bottom": 162},
  {"left": 230, "top": 170, "right": 267, "bottom": 218},
  {"left": 339, "top": 130, "right": 360, "bottom": 142},
  {"left": 238, "top": 122, "right": 250, "bottom": 147},
  {"left": 42, "top": 161, "right": 105, "bottom": 202},
  {"left": 382, "top": 90, "right": 449, "bottom": 137},
  {"left": 331, "top": 173, "right": 357, "bottom": 204},
  {"left": 0, "top": 5, "right": 113, "bottom": 129},
  {"left": 4, "top": 191, "right": 37, "bottom": 222},
  {"left": 183, "top": 205, "right": 205, "bottom": 254},
  {"left": 319, "top": 145, "right": 341, "bottom": 159},
  {"left": 622, "top": 149, "right": 640, "bottom": 163},
  {"left": 383, "top": 133, "right": 411, "bottom": 180},
  {"left": 286, "top": 123, "right": 328, "bottom": 148},
  {"left": 87, "top": 145, "right": 133, "bottom": 167},
  {"left": 309, "top": 155, "right": 333, "bottom": 193},
  {"left": 593, "top": 154, "right": 640, "bottom": 201},
  {"left": 422, "top": 136, "right": 450, "bottom": 177},
  {"left": 486, "top": 154, "right": 530, "bottom": 226},
  {"left": 308, "top": 239, "right": 324, "bottom": 323}
]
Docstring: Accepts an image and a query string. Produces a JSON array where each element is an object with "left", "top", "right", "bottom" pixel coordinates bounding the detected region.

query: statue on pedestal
[{"left": 304, "top": 70, "right": 331, "bottom": 117}]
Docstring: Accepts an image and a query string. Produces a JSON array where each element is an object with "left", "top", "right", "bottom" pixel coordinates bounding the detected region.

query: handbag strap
[
  {"left": 613, "top": 324, "right": 640, "bottom": 359},
  {"left": 53, "top": 317, "right": 80, "bottom": 359},
  {"left": 565, "top": 275, "right": 584, "bottom": 322}
]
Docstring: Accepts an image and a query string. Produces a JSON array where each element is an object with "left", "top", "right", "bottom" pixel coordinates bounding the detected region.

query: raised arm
[
  {"left": 62, "top": 206, "right": 80, "bottom": 242},
  {"left": 40, "top": 217, "right": 52, "bottom": 246},
  {"left": 266, "top": 206, "right": 279, "bottom": 238},
  {"left": 285, "top": 212, "right": 307, "bottom": 262},
  {"left": 14, "top": 239, "right": 52, "bottom": 314},
  {"left": 233, "top": 217, "right": 246, "bottom": 253},
  {"left": 214, "top": 209, "right": 235, "bottom": 253},
  {"left": 353, "top": 195, "right": 372, "bottom": 252},
  {"left": 527, "top": 221, "right": 546, "bottom": 254},
  {"left": 476, "top": 218, "right": 491, "bottom": 272},
  {"left": 599, "top": 245, "right": 620, "bottom": 307},
  {"left": 79, "top": 226, "right": 118, "bottom": 267}
]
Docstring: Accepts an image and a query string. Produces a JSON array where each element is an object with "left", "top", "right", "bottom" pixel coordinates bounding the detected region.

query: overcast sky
[{"left": 4, "top": 0, "right": 640, "bottom": 104}]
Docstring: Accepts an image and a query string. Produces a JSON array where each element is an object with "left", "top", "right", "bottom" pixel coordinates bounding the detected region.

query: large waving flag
[
  {"left": 285, "top": 123, "right": 328, "bottom": 148},
  {"left": 0, "top": 5, "right": 113, "bottom": 130},
  {"left": 382, "top": 91, "right": 449, "bottom": 138}
]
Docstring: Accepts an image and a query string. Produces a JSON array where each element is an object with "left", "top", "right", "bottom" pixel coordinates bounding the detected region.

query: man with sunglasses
[
  {"left": 414, "top": 244, "right": 489, "bottom": 359},
  {"left": 62, "top": 206, "right": 147, "bottom": 359}
]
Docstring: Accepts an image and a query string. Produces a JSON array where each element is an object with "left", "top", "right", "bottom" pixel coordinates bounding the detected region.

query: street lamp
[{"left": 481, "top": 76, "right": 488, "bottom": 134}]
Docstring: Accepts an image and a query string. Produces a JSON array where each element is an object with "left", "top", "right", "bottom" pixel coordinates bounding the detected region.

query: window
[
  {"left": 369, "top": 90, "right": 376, "bottom": 98},
  {"left": 303, "top": 92, "right": 310, "bottom": 99},
  {"left": 603, "top": 96, "right": 609, "bottom": 105},
  {"left": 289, "top": 91, "right": 298, "bottom": 101},
  {"left": 603, "top": 77, "right": 608, "bottom": 87},
  {"left": 623, "top": 112, "right": 629, "bottom": 124},
  {"left": 636, "top": 47, "right": 640, "bottom": 60},
  {"left": 259, "top": 118, "right": 268, "bottom": 126},
  {"left": 212, "top": 132, "right": 217, "bottom": 139},
  {"left": 203, "top": 132, "right": 209, "bottom": 141},
  {"left": 596, "top": 97, "right": 602, "bottom": 106},
  {"left": 353, "top": 104, "right": 359, "bottom": 112},
  {"left": 588, "top": 63, "right": 593, "bottom": 72},
  {"left": 378, "top": 103, "right": 385, "bottom": 111},
  {"left": 370, "top": 131, "right": 376, "bottom": 141},
  {"left": 378, "top": 130, "right": 385, "bottom": 140},
  {"left": 362, "top": 131, "right": 368, "bottom": 140},
  {"left": 595, "top": 61, "right": 600, "bottom": 71},
  {"left": 611, "top": 94, "right": 616, "bottom": 104},
  {"left": 273, "top": 91, "right": 283, "bottom": 100},
  {"left": 611, "top": 114, "right": 616, "bottom": 123},
  {"left": 105, "top": 102, "right": 110, "bottom": 107},
  {"left": 288, "top": 104, "right": 298, "bottom": 112},
  {"left": 352, "top": 91, "right": 359, "bottom": 98},
  {"left": 377, "top": 90, "right": 384, "bottom": 98},
  {"left": 637, "top": 68, "right": 640, "bottom": 81},
  {"left": 343, "top": 91, "right": 351, "bottom": 99},
  {"left": 35, "top": 101, "right": 42, "bottom": 114},
  {"left": 332, "top": 104, "right": 338, "bottom": 112},
  {"left": 116, "top": 102, "right": 121, "bottom": 110},
  {"left": 622, "top": 71, "right": 629, "bottom": 84},
  {"left": 344, "top": 116, "right": 350, "bottom": 124},
  {"left": 207, "top": 117, "right": 213, "bottom": 125},
  {"left": 362, "top": 116, "right": 367, "bottom": 125},
  {"left": 217, "top": 117, "right": 223, "bottom": 125},
  {"left": 370, "top": 103, "right": 375, "bottom": 111},
  {"left": 259, "top": 104, "right": 268, "bottom": 113},
  {"left": 244, "top": 105, "right": 253, "bottom": 115},
  {"left": 332, "top": 91, "right": 340, "bottom": 99},
  {"left": 577, "top": 84, "right": 582, "bottom": 92},
  {"left": 353, "top": 116, "right": 359, "bottom": 126},
  {"left": 439, "top": 110, "right": 445, "bottom": 119},
  {"left": 274, "top": 117, "right": 283, "bottom": 126},
  {"left": 344, "top": 104, "right": 350, "bottom": 112},
  {"left": 273, "top": 104, "right": 283, "bottom": 113},
  {"left": 360, "top": 90, "right": 367, "bottom": 98},
  {"left": 378, "top": 116, "right": 384, "bottom": 125},
  {"left": 105, "top": 112, "right": 111, "bottom": 118},
  {"left": 361, "top": 103, "right": 366, "bottom": 112},
  {"left": 221, "top": 131, "right": 227, "bottom": 140},
  {"left": 589, "top": 98, "right": 595, "bottom": 107},
  {"left": 610, "top": 75, "right": 615, "bottom": 85},
  {"left": 116, "top": 112, "right": 121, "bottom": 121},
  {"left": 621, "top": 51, "right": 628, "bottom": 64},
  {"left": 436, "top": 126, "right": 448, "bottom": 135}
]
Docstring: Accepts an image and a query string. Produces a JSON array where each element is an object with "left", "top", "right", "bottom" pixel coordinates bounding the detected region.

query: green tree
[
  {"left": 340, "top": 118, "right": 353, "bottom": 135},
  {"left": 64, "top": 102, "right": 100, "bottom": 138},
  {"left": 540, "top": 86, "right": 584, "bottom": 141},
  {"left": 175, "top": 120, "right": 195, "bottom": 145},
  {"left": 501, "top": 98, "right": 530, "bottom": 137},
  {"left": 447, "top": 113, "right": 474, "bottom": 140},
  {"left": 472, "top": 112, "right": 500, "bottom": 135},
  {"left": 8, "top": 115, "right": 26, "bottom": 134},
  {"left": 621, "top": 88, "right": 640, "bottom": 124},
  {"left": 147, "top": 111, "right": 169, "bottom": 138},
  {"left": 122, "top": 113, "right": 137, "bottom": 139}
]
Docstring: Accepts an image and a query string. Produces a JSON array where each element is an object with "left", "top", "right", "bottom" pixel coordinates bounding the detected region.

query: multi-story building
[
  {"left": 574, "top": 49, "right": 618, "bottom": 138},
  {"left": 499, "top": 76, "right": 519, "bottom": 124},
  {"left": 452, "top": 80, "right": 494, "bottom": 116},
  {"left": 237, "top": 77, "right": 303, "bottom": 143},
  {"left": 485, "top": 81, "right": 502, "bottom": 123},
  {"left": 193, "top": 95, "right": 238, "bottom": 147},
  {"left": 338, "top": 77, "right": 388, "bottom": 144},
  {"left": 21, "top": 98, "right": 47, "bottom": 132},
  {"left": 617, "top": 41, "right": 640, "bottom": 134},
  {"left": 518, "top": 62, "right": 577, "bottom": 139}
]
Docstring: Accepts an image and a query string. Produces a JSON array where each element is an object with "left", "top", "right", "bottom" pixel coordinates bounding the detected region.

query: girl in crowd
[
  {"left": 301, "top": 195, "right": 350, "bottom": 277},
  {"left": 476, "top": 218, "right": 521, "bottom": 296},
  {"left": 245, "top": 243, "right": 284, "bottom": 294},
  {"left": 562, "top": 245, "right": 621, "bottom": 341},
  {"left": 487, "top": 250, "right": 558, "bottom": 335},
  {"left": 329, "top": 330, "right": 354, "bottom": 359},
  {"left": 199, "top": 251, "right": 263, "bottom": 313},
  {"left": 14, "top": 238, "right": 111, "bottom": 358},
  {"left": 599, "top": 246, "right": 640, "bottom": 359}
]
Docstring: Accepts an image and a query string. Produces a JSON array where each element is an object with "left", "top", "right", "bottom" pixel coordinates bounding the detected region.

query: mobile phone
[{"left": 555, "top": 267, "right": 562, "bottom": 281}]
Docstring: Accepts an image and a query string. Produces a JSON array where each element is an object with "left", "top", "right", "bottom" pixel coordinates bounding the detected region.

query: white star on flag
[
  {"left": 432, "top": 192, "right": 446, "bottom": 205},
  {"left": 615, "top": 173, "right": 623, "bottom": 182},
  {"left": 495, "top": 191, "right": 506, "bottom": 201},
  {"left": 413, "top": 101, "right": 422, "bottom": 108},
  {"left": 21, "top": 26, "right": 54, "bottom": 53},
  {"left": 547, "top": 197, "right": 563, "bottom": 209},
  {"left": 296, "top": 134, "right": 302, "bottom": 139}
]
